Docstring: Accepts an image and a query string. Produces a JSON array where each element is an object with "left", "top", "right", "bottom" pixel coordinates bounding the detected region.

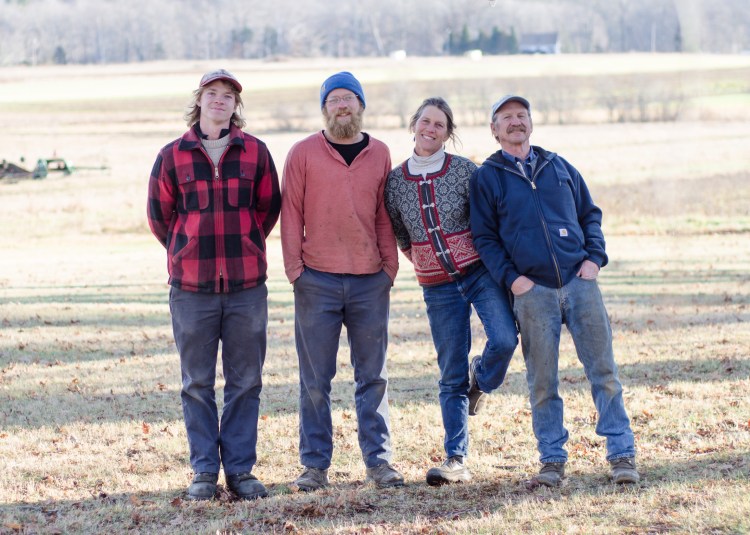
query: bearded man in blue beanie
[{"left": 280, "top": 71, "right": 403, "bottom": 491}]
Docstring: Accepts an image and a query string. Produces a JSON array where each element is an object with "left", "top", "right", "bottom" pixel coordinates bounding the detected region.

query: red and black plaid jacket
[{"left": 148, "top": 125, "right": 281, "bottom": 293}]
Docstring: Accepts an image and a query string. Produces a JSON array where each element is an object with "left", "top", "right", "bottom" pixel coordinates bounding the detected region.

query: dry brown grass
[{"left": 1, "top": 58, "right": 749, "bottom": 534}]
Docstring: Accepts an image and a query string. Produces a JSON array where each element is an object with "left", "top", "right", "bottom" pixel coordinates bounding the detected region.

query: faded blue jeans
[
  {"left": 293, "top": 267, "right": 394, "bottom": 470},
  {"left": 422, "top": 263, "right": 518, "bottom": 458},
  {"left": 169, "top": 284, "right": 267, "bottom": 475},
  {"left": 512, "top": 276, "right": 635, "bottom": 463}
]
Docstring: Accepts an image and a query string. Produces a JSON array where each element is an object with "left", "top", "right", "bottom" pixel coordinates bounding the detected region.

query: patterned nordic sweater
[{"left": 385, "top": 153, "right": 481, "bottom": 286}]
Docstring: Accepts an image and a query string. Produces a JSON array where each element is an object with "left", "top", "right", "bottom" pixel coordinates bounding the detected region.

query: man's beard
[{"left": 323, "top": 107, "right": 364, "bottom": 140}]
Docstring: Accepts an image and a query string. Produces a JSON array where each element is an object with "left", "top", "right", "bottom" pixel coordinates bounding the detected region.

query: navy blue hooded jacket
[{"left": 469, "top": 146, "right": 607, "bottom": 290}]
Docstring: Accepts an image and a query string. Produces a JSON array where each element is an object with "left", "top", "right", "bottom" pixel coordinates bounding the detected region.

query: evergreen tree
[
  {"left": 52, "top": 46, "right": 66, "bottom": 65},
  {"left": 459, "top": 24, "right": 471, "bottom": 53}
]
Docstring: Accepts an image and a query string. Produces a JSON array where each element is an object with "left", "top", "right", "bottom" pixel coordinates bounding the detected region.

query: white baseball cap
[{"left": 490, "top": 95, "right": 530, "bottom": 120}]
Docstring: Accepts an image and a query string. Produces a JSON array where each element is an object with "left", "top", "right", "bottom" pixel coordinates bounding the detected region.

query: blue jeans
[
  {"left": 169, "top": 285, "right": 267, "bottom": 475},
  {"left": 422, "top": 264, "right": 518, "bottom": 458},
  {"left": 512, "top": 276, "right": 635, "bottom": 463},
  {"left": 293, "top": 267, "right": 394, "bottom": 469}
]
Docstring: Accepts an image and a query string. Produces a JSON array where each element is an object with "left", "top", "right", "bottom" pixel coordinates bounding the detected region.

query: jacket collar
[
  {"left": 178, "top": 124, "right": 246, "bottom": 152},
  {"left": 483, "top": 145, "right": 555, "bottom": 170}
]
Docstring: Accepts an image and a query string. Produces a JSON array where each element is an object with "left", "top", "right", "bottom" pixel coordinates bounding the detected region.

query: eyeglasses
[{"left": 326, "top": 95, "right": 358, "bottom": 106}]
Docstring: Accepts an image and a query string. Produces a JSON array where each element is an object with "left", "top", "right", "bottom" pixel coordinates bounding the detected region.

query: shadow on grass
[
  {"left": 1, "top": 451, "right": 747, "bottom": 534},
  {"left": 2, "top": 351, "right": 747, "bottom": 431},
  {"left": 603, "top": 267, "right": 750, "bottom": 287},
  {"left": 0, "top": 389, "right": 184, "bottom": 429},
  {"left": 0, "top": 290, "right": 168, "bottom": 307},
  {"left": 0, "top": 336, "right": 185, "bottom": 366},
  {"left": 0, "top": 302, "right": 295, "bottom": 330},
  {"left": 0, "top": 286, "right": 296, "bottom": 326}
]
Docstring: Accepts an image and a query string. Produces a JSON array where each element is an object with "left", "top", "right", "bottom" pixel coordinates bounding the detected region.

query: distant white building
[
  {"left": 464, "top": 49, "right": 483, "bottom": 61},
  {"left": 519, "top": 32, "right": 560, "bottom": 54}
]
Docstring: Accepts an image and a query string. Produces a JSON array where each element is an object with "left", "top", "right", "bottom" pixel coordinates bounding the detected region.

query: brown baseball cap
[{"left": 199, "top": 69, "right": 242, "bottom": 92}]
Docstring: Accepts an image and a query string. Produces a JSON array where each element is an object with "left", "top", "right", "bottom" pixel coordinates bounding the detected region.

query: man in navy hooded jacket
[{"left": 469, "top": 95, "right": 639, "bottom": 487}]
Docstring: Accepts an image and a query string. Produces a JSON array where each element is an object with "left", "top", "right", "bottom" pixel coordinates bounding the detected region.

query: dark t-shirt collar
[{"left": 324, "top": 131, "right": 370, "bottom": 166}]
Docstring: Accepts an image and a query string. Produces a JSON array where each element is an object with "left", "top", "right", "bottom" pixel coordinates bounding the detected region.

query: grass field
[{"left": 1, "top": 57, "right": 749, "bottom": 534}]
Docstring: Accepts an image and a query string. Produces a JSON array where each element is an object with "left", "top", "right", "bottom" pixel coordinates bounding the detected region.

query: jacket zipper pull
[
  {"left": 517, "top": 161, "right": 537, "bottom": 189},
  {"left": 214, "top": 166, "right": 219, "bottom": 180}
]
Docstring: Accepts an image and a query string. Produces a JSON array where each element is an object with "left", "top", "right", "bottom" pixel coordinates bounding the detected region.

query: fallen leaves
[
  {"left": 632, "top": 409, "right": 655, "bottom": 425},
  {"left": 689, "top": 446, "right": 719, "bottom": 454},
  {"left": 0, "top": 230, "right": 748, "bottom": 535},
  {"left": 67, "top": 377, "right": 81, "bottom": 393},
  {"left": 298, "top": 502, "right": 326, "bottom": 518}
]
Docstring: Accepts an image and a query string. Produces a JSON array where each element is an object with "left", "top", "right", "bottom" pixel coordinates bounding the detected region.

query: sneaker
[
  {"left": 535, "top": 462, "right": 565, "bottom": 487},
  {"left": 186, "top": 472, "right": 218, "bottom": 500},
  {"left": 226, "top": 472, "right": 268, "bottom": 500},
  {"left": 365, "top": 463, "right": 405, "bottom": 488},
  {"left": 468, "top": 356, "right": 487, "bottom": 416},
  {"left": 293, "top": 467, "right": 329, "bottom": 491},
  {"left": 426, "top": 456, "right": 472, "bottom": 486},
  {"left": 610, "top": 457, "right": 640, "bottom": 484}
]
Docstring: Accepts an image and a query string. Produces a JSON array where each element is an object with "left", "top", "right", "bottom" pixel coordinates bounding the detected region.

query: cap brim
[
  {"left": 201, "top": 76, "right": 242, "bottom": 92},
  {"left": 491, "top": 96, "right": 530, "bottom": 118}
]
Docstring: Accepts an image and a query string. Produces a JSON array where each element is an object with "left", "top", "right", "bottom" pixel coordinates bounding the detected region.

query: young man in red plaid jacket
[{"left": 147, "top": 69, "right": 280, "bottom": 501}]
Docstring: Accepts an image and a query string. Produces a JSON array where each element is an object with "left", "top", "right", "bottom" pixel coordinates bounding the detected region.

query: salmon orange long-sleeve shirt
[{"left": 280, "top": 131, "right": 398, "bottom": 284}]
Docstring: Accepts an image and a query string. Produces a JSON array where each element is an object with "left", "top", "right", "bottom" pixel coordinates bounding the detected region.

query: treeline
[
  {"left": 1, "top": 0, "right": 748, "bottom": 66},
  {"left": 446, "top": 26, "right": 519, "bottom": 56}
]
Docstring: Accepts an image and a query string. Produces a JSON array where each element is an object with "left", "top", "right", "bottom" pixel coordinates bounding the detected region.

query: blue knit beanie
[{"left": 320, "top": 71, "right": 366, "bottom": 109}]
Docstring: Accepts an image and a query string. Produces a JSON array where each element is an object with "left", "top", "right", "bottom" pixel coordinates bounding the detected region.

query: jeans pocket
[
  {"left": 378, "top": 268, "right": 392, "bottom": 285},
  {"left": 513, "top": 283, "right": 536, "bottom": 298}
]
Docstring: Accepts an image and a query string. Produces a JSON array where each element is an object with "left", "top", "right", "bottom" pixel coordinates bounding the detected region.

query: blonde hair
[{"left": 184, "top": 81, "right": 246, "bottom": 128}]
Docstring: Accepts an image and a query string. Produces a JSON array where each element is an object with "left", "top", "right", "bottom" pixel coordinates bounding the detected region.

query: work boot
[
  {"left": 186, "top": 472, "right": 218, "bottom": 500},
  {"left": 426, "top": 456, "right": 472, "bottom": 486},
  {"left": 365, "top": 463, "right": 405, "bottom": 488},
  {"left": 226, "top": 472, "right": 268, "bottom": 500},
  {"left": 293, "top": 467, "right": 329, "bottom": 491},
  {"left": 535, "top": 462, "right": 565, "bottom": 487},
  {"left": 468, "top": 356, "right": 487, "bottom": 416},
  {"left": 610, "top": 457, "right": 640, "bottom": 484}
]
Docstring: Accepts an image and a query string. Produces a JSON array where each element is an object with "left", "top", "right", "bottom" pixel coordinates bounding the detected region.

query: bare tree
[{"left": 0, "top": 0, "right": 748, "bottom": 65}]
